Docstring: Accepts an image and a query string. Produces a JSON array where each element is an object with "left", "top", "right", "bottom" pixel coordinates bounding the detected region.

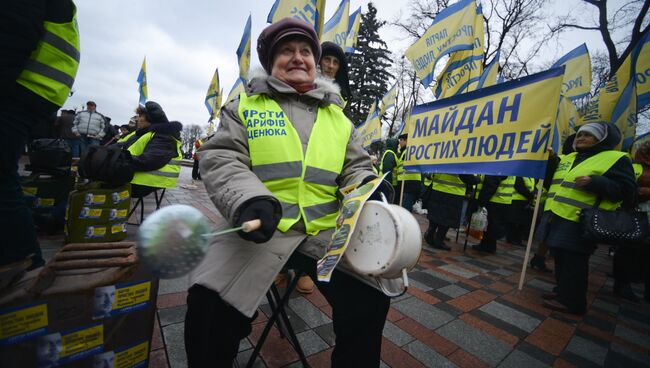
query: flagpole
[{"left": 518, "top": 178, "right": 544, "bottom": 290}]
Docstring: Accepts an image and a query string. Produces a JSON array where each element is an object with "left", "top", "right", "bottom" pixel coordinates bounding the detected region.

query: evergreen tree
[{"left": 347, "top": 2, "right": 393, "bottom": 125}]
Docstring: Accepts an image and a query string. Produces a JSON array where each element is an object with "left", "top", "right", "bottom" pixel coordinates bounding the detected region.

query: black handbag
[
  {"left": 79, "top": 145, "right": 134, "bottom": 186},
  {"left": 580, "top": 197, "right": 649, "bottom": 245},
  {"left": 28, "top": 138, "right": 72, "bottom": 172}
]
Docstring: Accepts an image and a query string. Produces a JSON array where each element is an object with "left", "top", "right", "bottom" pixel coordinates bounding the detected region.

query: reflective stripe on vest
[
  {"left": 127, "top": 132, "right": 182, "bottom": 188},
  {"left": 633, "top": 163, "right": 643, "bottom": 181},
  {"left": 238, "top": 92, "right": 351, "bottom": 235},
  {"left": 546, "top": 151, "right": 626, "bottom": 222},
  {"left": 490, "top": 176, "right": 516, "bottom": 204},
  {"left": 431, "top": 174, "right": 465, "bottom": 196},
  {"left": 512, "top": 177, "right": 535, "bottom": 201},
  {"left": 397, "top": 150, "right": 421, "bottom": 181},
  {"left": 380, "top": 149, "right": 399, "bottom": 186},
  {"left": 117, "top": 131, "right": 136, "bottom": 143},
  {"left": 16, "top": 7, "right": 80, "bottom": 106}
]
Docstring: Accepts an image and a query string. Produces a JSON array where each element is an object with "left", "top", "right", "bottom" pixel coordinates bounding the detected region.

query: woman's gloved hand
[{"left": 234, "top": 199, "right": 281, "bottom": 243}]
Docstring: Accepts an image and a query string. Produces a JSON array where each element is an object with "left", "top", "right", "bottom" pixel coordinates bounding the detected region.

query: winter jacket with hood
[
  {"left": 535, "top": 123, "right": 637, "bottom": 253},
  {"left": 118, "top": 120, "right": 183, "bottom": 173},
  {"left": 192, "top": 70, "right": 404, "bottom": 317},
  {"left": 72, "top": 110, "right": 107, "bottom": 139}
]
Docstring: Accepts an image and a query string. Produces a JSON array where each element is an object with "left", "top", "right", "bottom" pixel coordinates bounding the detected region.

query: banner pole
[
  {"left": 399, "top": 180, "right": 405, "bottom": 207},
  {"left": 518, "top": 179, "right": 544, "bottom": 290}
]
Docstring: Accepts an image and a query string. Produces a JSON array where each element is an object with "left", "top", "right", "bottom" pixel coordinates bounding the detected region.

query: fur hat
[
  {"left": 257, "top": 17, "right": 321, "bottom": 74},
  {"left": 144, "top": 101, "right": 169, "bottom": 124}
]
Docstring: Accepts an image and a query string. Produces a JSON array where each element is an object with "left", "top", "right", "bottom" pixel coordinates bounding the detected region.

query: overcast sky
[{"left": 66, "top": 0, "right": 612, "bottom": 129}]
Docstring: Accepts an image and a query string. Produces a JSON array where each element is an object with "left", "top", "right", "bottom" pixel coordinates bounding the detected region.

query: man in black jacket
[{"left": 0, "top": 0, "right": 78, "bottom": 269}]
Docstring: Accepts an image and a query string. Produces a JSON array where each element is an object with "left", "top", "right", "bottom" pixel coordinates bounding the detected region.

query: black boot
[
  {"left": 614, "top": 281, "right": 639, "bottom": 303},
  {"left": 530, "top": 255, "right": 551, "bottom": 273}
]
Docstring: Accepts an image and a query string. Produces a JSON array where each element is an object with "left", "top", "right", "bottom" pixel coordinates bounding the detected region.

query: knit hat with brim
[{"left": 257, "top": 17, "right": 321, "bottom": 74}]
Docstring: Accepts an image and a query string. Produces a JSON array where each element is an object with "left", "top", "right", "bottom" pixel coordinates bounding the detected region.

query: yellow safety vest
[
  {"left": 546, "top": 151, "right": 626, "bottom": 222},
  {"left": 423, "top": 176, "right": 433, "bottom": 187},
  {"left": 380, "top": 149, "right": 399, "bottom": 186},
  {"left": 127, "top": 132, "right": 182, "bottom": 189},
  {"left": 238, "top": 92, "right": 351, "bottom": 235},
  {"left": 398, "top": 150, "right": 421, "bottom": 182},
  {"left": 489, "top": 176, "right": 516, "bottom": 204},
  {"left": 512, "top": 177, "right": 535, "bottom": 201},
  {"left": 16, "top": 7, "right": 80, "bottom": 106},
  {"left": 117, "top": 131, "right": 136, "bottom": 143},
  {"left": 431, "top": 174, "right": 466, "bottom": 197}
]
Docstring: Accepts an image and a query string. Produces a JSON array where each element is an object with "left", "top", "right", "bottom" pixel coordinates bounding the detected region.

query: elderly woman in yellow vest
[
  {"left": 535, "top": 122, "right": 636, "bottom": 315},
  {"left": 186, "top": 18, "right": 396, "bottom": 367},
  {"left": 117, "top": 101, "right": 183, "bottom": 198}
]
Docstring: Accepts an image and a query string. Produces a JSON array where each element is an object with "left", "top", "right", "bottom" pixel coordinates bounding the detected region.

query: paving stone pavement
[{"left": 34, "top": 167, "right": 650, "bottom": 367}]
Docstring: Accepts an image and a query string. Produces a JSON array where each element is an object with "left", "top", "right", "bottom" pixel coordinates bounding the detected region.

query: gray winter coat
[
  {"left": 72, "top": 110, "right": 106, "bottom": 139},
  {"left": 193, "top": 70, "right": 404, "bottom": 317}
]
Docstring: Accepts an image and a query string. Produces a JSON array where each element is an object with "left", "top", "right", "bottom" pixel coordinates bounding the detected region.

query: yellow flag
[
  {"left": 204, "top": 68, "right": 222, "bottom": 120},
  {"left": 553, "top": 95, "right": 579, "bottom": 152},
  {"left": 635, "top": 30, "right": 650, "bottom": 108},
  {"left": 226, "top": 77, "right": 246, "bottom": 105},
  {"left": 267, "top": 0, "right": 326, "bottom": 36},
  {"left": 359, "top": 99, "right": 382, "bottom": 149},
  {"left": 379, "top": 82, "right": 398, "bottom": 117},
  {"left": 551, "top": 44, "right": 592, "bottom": 101},
  {"left": 237, "top": 15, "right": 252, "bottom": 79},
  {"left": 345, "top": 7, "right": 362, "bottom": 53},
  {"left": 580, "top": 51, "right": 632, "bottom": 126},
  {"left": 405, "top": 0, "right": 476, "bottom": 87},
  {"left": 321, "top": 0, "right": 350, "bottom": 47},
  {"left": 137, "top": 56, "right": 147, "bottom": 106},
  {"left": 476, "top": 50, "right": 500, "bottom": 89},
  {"left": 434, "top": 5, "right": 484, "bottom": 98},
  {"left": 612, "top": 81, "right": 637, "bottom": 151},
  {"left": 404, "top": 67, "right": 564, "bottom": 179}
]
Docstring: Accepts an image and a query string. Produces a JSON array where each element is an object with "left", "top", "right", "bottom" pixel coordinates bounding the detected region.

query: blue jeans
[
  {"left": 67, "top": 138, "right": 82, "bottom": 158},
  {"left": 79, "top": 135, "right": 100, "bottom": 157},
  {"left": 0, "top": 99, "right": 46, "bottom": 267}
]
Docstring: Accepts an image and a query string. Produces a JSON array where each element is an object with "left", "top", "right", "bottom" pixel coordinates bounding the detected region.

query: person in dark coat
[
  {"left": 471, "top": 175, "right": 509, "bottom": 253},
  {"left": 0, "top": 0, "right": 77, "bottom": 269},
  {"left": 506, "top": 177, "right": 535, "bottom": 246},
  {"left": 424, "top": 173, "right": 480, "bottom": 250},
  {"left": 54, "top": 109, "right": 81, "bottom": 157},
  {"left": 536, "top": 122, "right": 636, "bottom": 315},
  {"left": 118, "top": 101, "right": 183, "bottom": 198},
  {"left": 319, "top": 41, "right": 351, "bottom": 102}
]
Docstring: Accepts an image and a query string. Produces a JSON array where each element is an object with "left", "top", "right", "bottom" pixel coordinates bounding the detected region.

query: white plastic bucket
[{"left": 344, "top": 200, "right": 422, "bottom": 279}]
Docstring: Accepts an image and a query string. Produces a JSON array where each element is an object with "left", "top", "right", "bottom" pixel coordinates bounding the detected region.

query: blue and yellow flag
[
  {"left": 404, "top": 67, "right": 565, "bottom": 178},
  {"left": 635, "top": 29, "right": 650, "bottom": 108},
  {"left": 359, "top": 98, "right": 382, "bottom": 149},
  {"left": 476, "top": 50, "right": 500, "bottom": 89},
  {"left": 552, "top": 95, "right": 579, "bottom": 152},
  {"left": 613, "top": 80, "right": 637, "bottom": 151},
  {"left": 226, "top": 77, "right": 246, "bottom": 105},
  {"left": 237, "top": 15, "right": 252, "bottom": 79},
  {"left": 267, "top": 0, "right": 326, "bottom": 36},
  {"left": 205, "top": 68, "right": 222, "bottom": 121},
  {"left": 322, "top": 0, "right": 350, "bottom": 47},
  {"left": 345, "top": 7, "right": 362, "bottom": 53},
  {"left": 405, "top": 0, "right": 477, "bottom": 88},
  {"left": 551, "top": 44, "right": 592, "bottom": 101},
  {"left": 434, "top": 5, "right": 484, "bottom": 98},
  {"left": 379, "top": 82, "right": 398, "bottom": 116},
  {"left": 137, "top": 57, "right": 148, "bottom": 106}
]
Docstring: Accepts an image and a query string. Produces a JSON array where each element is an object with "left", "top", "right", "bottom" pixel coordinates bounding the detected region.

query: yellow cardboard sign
[
  {"left": 114, "top": 341, "right": 149, "bottom": 368},
  {"left": 37, "top": 324, "right": 103, "bottom": 367},
  {"left": 0, "top": 303, "right": 48, "bottom": 345},
  {"left": 317, "top": 174, "right": 387, "bottom": 282},
  {"left": 93, "top": 281, "right": 151, "bottom": 320}
]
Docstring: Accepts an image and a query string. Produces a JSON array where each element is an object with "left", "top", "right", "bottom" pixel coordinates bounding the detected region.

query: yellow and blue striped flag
[
  {"left": 322, "top": 0, "right": 350, "bottom": 47},
  {"left": 551, "top": 43, "right": 592, "bottom": 101},
  {"left": 238, "top": 15, "right": 252, "bottom": 79},
  {"left": 137, "top": 56, "right": 148, "bottom": 106},
  {"left": 405, "top": 0, "right": 477, "bottom": 87},
  {"left": 434, "top": 4, "right": 484, "bottom": 98},
  {"left": 205, "top": 68, "right": 222, "bottom": 121},
  {"left": 226, "top": 77, "right": 246, "bottom": 105},
  {"left": 267, "top": 0, "right": 326, "bottom": 36},
  {"left": 359, "top": 98, "right": 382, "bottom": 149},
  {"left": 345, "top": 7, "right": 362, "bottom": 53},
  {"left": 379, "top": 81, "right": 398, "bottom": 117},
  {"left": 613, "top": 80, "right": 637, "bottom": 151},
  {"left": 476, "top": 50, "right": 500, "bottom": 89},
  {"left": 635, "top": 29, "right": 650, "bottom": 108}
]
